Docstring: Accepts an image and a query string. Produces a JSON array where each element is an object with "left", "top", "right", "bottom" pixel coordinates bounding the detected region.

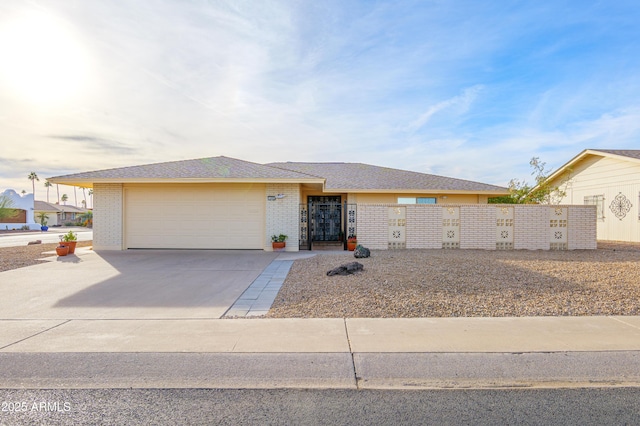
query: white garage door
[{"left": 124, "top": 184, "right": 265, "bottom": 249}]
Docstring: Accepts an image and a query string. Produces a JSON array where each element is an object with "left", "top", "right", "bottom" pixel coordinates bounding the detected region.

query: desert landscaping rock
[
  {"left": 354, "top": 245, "right": 371, "bottom": 258},
  {"left": 326, "top": 262, "right": 364, "bottom": 276},
  {"left": 0, "top": 241, "right": 93, "bottom": 272},
  {"left": 268, "top": 244, "right": 640, "bottom": 318}
]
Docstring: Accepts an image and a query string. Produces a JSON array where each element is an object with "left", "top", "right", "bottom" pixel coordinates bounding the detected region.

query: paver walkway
[{"left": 225, "top": 252, "right": 318, "bottom": 317}]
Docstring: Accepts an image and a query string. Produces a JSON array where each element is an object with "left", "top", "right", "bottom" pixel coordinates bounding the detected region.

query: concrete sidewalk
[
  {"left": 1, "top": 316, "right": 640, "bottom": 389},
  {"left": 2, "top": 316, "right": 640, "bottom": 353}
]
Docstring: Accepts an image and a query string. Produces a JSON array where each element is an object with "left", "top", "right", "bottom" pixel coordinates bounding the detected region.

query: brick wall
[
  {"left": 265, "top": 183, "right": 300, "bottom": 251},
  {"left": 460, "top": 205, "right": 495, "bottom": 250},
  {"left": 356, "top": 204, "right": 389, "bottom": 249},
  {"left": 568, "top": 205, "right": 597, "bottom": 250},
  {"left": 356, "top": 204, "right": 596, "bottom": 250},
  {"left": 513, "top": 205, "right": 550, "bottom": 250},
  {"left": 405, "top": 205, "right": 441, "bottom": 248},
  {"left": 93, "top": 183, "right": 123, "bottom": 250}
]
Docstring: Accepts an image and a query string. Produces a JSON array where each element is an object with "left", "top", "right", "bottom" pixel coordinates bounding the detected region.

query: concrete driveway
[{"left": 0, "top": 249, "right": 278, "bottom": 319}]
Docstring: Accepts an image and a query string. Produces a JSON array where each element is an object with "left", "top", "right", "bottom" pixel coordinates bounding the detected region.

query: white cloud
[{"left": 406, "top": 85, "right": 484, "bottom": 133}]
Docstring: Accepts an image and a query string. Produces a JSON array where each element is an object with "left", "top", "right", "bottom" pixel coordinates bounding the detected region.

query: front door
[{"left": 309, "top": 196, "right": 342, "bottom": 241}]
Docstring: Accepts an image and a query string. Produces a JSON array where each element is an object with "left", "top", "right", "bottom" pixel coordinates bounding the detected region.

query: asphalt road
[
  {"left": 1, "top": 388, "right": 639, "bottom": 425},
  {"left": 0, "top": 228, "right": 92, "bottom": 247}
]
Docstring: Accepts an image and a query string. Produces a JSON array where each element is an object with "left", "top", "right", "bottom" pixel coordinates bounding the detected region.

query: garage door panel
[{"left": 125, "top": 185, "right": 265, "bottom": 249}]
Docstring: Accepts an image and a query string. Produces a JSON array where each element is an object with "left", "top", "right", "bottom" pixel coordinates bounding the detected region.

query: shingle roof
[
  {"left": 267, "top": 162, "right": 507, "bottom": 192},
  {"left": 34, "top": 201, "right": 88, "bottom": 213},
  {"left": 49, "top": 156, "right": 320, "bottom": 181},
  {"left": 50, "top": 156, "right": 507, "bottom": 193},
  {"left": 590, "top": 149, "right": 640, "bottom": 161}
]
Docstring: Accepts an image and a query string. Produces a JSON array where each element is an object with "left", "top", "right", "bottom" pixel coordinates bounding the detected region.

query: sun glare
[{"left": 0, "top": 10, "right": 90, "bottom": 105}]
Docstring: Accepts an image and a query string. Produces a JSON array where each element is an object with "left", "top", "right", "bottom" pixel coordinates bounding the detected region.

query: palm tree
[
  {"left": 61, "top": 194, "right": 68, "bottom": 205},
  {"left": 44, "top": 181, "right": 53, "bottom": 203},
  {"left": 21, "top": 190, "right": 26, "bottom": 195},
  {"left": 28, "top": 172, "right": 39, "bottom": 198},
  {"left": 82, "top": 187, "right": 87, "bottom": 208}
]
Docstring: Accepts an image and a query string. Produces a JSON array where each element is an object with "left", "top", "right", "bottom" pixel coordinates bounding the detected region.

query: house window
[
  {"left": 584, "top": 195, "right": 604, "bottom": 221},
  {"left": 398, "top": 197, "right": 437, "bottom": 204}
]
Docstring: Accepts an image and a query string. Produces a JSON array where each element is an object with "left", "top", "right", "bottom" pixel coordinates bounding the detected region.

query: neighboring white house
[
  {"left": 545, "top": 149, "right": 640, "bottom": 242},
  {"left": 34, "top": 201, "right": 89, "bottom": 227},
  {"left": 0, "top": 189, "right": 38, "bottom": 230}
]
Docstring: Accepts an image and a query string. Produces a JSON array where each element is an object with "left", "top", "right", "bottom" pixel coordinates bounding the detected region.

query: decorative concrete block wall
[
  {"left": 460, "top": 205, "right": 495, "bottom": 250},
  {"left": 356, "top": 204, "right": 597, "bottom": 250},
  {"left": 356, "top": 204, "right": 389, "bottom": 250},
  {"left": 265, "top": 183, "right": 300, "bottom": 251},
  {"left": 93, "top": 183, "right": 123, "bottom": 250},
  {"left": 405, "top": 205, "right": 441, "bottom": 249},
  {"left": 513, "top": 205, "right": 552, "bottom": 250},
  {"left": 568, "top": 205, "right": 598, "bottom": 250}
]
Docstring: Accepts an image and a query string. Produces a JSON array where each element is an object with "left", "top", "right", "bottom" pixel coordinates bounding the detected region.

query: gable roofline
[
  {"left": 48, "top": 156, "right": 507, "bottom": 194},
  {"left": 268, "top": 161, "right": 508, "bottom": 194},
  {"left": 545, "top": 149, "right": 640, "bottom": 185},
  {"left": 48, "top": 156, "right": 326, "bottom": 187}
]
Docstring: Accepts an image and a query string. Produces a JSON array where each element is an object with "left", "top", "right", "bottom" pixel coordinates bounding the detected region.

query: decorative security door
[{"left": 309, "top": 196, "right": 342, "bottom": 241}]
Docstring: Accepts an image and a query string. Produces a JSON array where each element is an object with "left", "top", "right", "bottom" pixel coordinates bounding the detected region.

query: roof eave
[
  {"left": 326, "top": 188, "right": 509, "bottom": 195},
  {"left": 47, "top": 177, "right": 326, "bottom": 187}
]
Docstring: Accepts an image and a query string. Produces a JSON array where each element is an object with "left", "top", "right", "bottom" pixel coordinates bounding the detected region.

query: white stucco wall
[{"left": 0, "top": 189, "right": 38, "bottom": 230}]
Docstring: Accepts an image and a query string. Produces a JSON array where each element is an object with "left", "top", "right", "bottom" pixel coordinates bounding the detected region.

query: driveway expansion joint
[{"left": 0, "top": 319, "right": 71, "bottom": 351}]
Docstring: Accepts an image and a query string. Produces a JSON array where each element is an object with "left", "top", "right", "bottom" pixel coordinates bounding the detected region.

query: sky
[{"left": 1, "top": 0, "right": 640, "bottom": 206}]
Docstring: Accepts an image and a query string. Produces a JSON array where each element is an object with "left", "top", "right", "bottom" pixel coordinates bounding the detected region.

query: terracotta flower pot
[
  {"left": 56, "top": 246, "right": 69, "bottom": 256},
  {"left": 60, "top": 241, "right": 77, "bottom": 254},
  {"left": 272, "top": 241, "right": 286, "bottom": 250},
  {"left": 347, "top": 241, "right": 357, "bottom": 251}
]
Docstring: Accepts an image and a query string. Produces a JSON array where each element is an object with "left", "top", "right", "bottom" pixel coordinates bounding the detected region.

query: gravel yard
[
  {"left": 267, "top": 243, "right": 640, "bottom": 318},
  {"left": 0, "top": 241, "right": 93, "bottom": 272}
]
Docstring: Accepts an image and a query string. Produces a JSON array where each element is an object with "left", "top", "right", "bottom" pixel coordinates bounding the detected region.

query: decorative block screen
[
  {"left": 388, "top": 207, "right": 406, "bottom": 249},
  {"left": 496, "top": 207, "right": 514, "bottom": 250},
  {"left": 442, "top": 207, "right": 460, "bottom": 249}
]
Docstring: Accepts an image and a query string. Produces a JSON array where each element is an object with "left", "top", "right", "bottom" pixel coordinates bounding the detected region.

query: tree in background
[
  {"left": 0, "top": 195, "right": 17, "bottom": 221},
  {"left": 44, "top": 181, "right": 53, "bottom": 203},
  {"left": 61, "top": 194, "right": 68, "bottom": 205},
  {"left": 489, "top": 157, "right": 570, "bottom": 204},
  {"left": 28, "top": 172, "right": 39, "bottom": 198}
]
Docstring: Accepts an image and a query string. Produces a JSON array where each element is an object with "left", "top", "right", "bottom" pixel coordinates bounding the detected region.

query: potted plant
[
  {"left": 271, "top": 234, "right": 287, "bottom": 250},
  {"left": 36, "top": 212, "right": 49, "bottom": 231},
  {"left": 347, "top": 235, "right": 357, "bottom": 251},
  {"left": 56, "top": 244, "right": 69, "bottom": 256},
  {"left": 60, "top": 230, "right": 78, "bottom": 254}
]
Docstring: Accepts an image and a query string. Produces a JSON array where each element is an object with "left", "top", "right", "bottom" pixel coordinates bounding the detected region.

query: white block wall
[
  {"left": 460, "top": 205, "right": 495, "bottom": 250},
  {"left": 265, "top": 183, "right": 300, "bottom": 251},
  {"left": 356, "top": 204, "right": 389, "bottom": 249},
  {"left": 356, "top": 204, "right": 597, "bottom": 250},
  {"left": 568, "top": 205, "right": 598, "bottom": 250},
  {"left": 513, "top": 206, "right": 551, "bottom": 250},
  {"left": 405, "top": 205, "right": 441, "bottom": 249},
  {"left": 93, "top": 183, "right": 123, "bottom": 250}
]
